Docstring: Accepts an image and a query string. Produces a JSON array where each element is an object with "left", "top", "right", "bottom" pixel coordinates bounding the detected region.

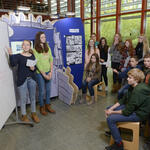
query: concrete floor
[{"left": 0, "top": 92, "right": 146, "bottom": 150}]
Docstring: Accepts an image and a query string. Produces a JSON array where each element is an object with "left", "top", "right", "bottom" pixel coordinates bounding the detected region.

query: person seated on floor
[
  {"left": 104, "top": 68, "right": 150, "bottom": 150},
  {"left": 113, "top": 56, "right": 141, "bottom": 100},
  {"left": 80, "top": 53, "right": 101, "bottom": 105}
]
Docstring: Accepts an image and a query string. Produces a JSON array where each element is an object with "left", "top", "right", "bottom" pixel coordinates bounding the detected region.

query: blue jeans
[
  {"left": 82, "top": 79, "right": 99, "bottom": 96},
  {"left": 36, "top": 73, "right": 51, "bottom": 106},
  {"left": 18, "top": 77, "right": 36, "bottom": 115},
  {"left": 118, "top": 84, "right": 130, "bottom": 99},
  {"left": 106, "top": 105, "right": 140, "bottom": 143}
]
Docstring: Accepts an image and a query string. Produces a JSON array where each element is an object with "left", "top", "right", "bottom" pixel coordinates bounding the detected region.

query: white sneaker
[
  {"left": 105, "top": 86, "right": 108, "bottom": 91},
  {"left": 98, "top": 86, "right": 102, "bottom": 91}
]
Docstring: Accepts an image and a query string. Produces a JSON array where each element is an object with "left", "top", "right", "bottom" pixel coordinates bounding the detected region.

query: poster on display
[
  {"left": 66, "top": 35, "right": 82, "bottom": 65},
  {"left": 0, "top": 21, "right": 16, "bottom": 130}
]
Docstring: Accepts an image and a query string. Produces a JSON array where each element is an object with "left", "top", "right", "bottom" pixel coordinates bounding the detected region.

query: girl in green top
[{"left": 34, "top": 31, "right": 55, "bottom": 116}]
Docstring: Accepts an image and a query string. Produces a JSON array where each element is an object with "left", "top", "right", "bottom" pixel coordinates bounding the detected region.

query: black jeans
[
  {"left": 111, "top": 62, "right": 122, "bottom": 84},
  {"left": 101, "top": 65, "right": 108, "bottom": 86}
]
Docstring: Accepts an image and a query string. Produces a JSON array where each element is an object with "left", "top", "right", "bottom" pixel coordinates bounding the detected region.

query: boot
[
  {"left": 87, "top": 96, "right": 95, "bottom": 105},
  {"left": 111, "top": 83, "right": 117, "bottom": 93},
  {"left": 40, "top": 106, "right": 48, "bottom": 116},
  {"left": 45, "top": 104, "right": 56, "bottom": 114},
  {"left": 31, "top": 112, "right": 40, "bottom": 123},
  {"left": 79, "top": 94, "right": 86, "bottom": 104},
  {"left": 21, "top": 115, "right": 30, "bottom": 122}
]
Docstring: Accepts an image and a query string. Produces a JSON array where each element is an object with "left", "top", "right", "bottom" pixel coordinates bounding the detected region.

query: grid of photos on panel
[{"left": 66, "top": 35, "right": 82, "bottom": 65}]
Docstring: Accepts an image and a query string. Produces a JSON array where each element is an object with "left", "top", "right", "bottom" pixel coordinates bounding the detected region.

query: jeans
[
  {"left": 18, "top": 77, "right": 36, "bottom": 115},
  {"left": 106, "top": 105, "right": 140, "bottom": 143},
  {"left": 36, "top": 73, "right": 51, "bottom": 106},
  {"left": 82, "top": 79, "right": 99, "bottom": 96},
  {"left": 118, "top": 84, "right": 130, "bottom": 99}
]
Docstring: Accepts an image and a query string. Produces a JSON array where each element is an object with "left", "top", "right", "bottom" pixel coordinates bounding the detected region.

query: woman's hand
[
  {"left": 47, "top": 72, "right": 52, "bottom": 80},
  {"left": 100, "top": 59, "right": 104, "bottom": 63},
  {"left": 86, "top": 77, "right": 91, "bottom": 82},
  {"left": 30, "top": 66, "right": 35, "bottom": 71},
  {"left": 113, "top": 69, "right": 119, "bottom": 74},
  {"left": 6, "top": 47, "right": 12, "bottom": 55},
  {"left": 105, "top": 109, "right": 113, "bottom": 117}
]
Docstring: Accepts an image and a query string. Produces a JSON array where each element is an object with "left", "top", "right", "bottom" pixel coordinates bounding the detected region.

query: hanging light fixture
[{"left": 17, "top": 0, "right": 30, "bottom": 11}]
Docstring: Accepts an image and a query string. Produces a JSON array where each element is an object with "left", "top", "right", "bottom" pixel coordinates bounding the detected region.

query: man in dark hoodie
[{"left": 104, "top": 68, "right": 150, "bottom": 150}]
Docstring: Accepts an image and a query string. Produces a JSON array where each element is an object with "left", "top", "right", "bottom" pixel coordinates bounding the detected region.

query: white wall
[{"left": 0, "top": 21, "right": 16, "bottom": 130}]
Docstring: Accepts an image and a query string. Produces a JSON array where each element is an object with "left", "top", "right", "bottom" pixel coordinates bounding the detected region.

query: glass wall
[
  {"left": 75, "top": 0, "right": 80, "bottom": 17},
  {"left": 120, "top": 13, "right": 141, "bottom": 46},
  {"left": 60, "top": 0, "right": 67, "bottom": 14},
  {"left": 121, "top": 0, "right": 142, "bottom": 12},
  {"left": 100, "top": 17, "right": 116, "bottom": 46},
  {"left": 84, "top": 20, "right": 91, "bottom": 48},
  {"left": 148, "top": 0, "right": 150, "bottom": 9},
  {"left": 101, "top": 0, "right": 116, "bottom": 16},
  {"left": 51, "top": 0, "right": 57, "bottom": 14},
  {"left": 146, "top": 12, "right": 150, "bottom": 45},
  {"left": 84, "top": 0, "right": 91, "bottom": 18}
]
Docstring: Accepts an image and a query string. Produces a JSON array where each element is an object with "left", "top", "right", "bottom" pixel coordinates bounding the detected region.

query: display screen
[{"left": 11, "top": 41, "right": 34, "bottom": 54}]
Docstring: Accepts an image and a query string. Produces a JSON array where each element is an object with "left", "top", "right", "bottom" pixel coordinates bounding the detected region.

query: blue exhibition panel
[
  {"left": 54, "top": 18, "right": 85, "bottom": 88},
  {"left": 9, "top": 26, "right": 54, "bottom": 56}
]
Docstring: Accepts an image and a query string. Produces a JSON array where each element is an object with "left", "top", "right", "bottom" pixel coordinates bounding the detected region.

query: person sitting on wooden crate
[{"left": 104, "top": 68, "right": 150, "bottom": 150}]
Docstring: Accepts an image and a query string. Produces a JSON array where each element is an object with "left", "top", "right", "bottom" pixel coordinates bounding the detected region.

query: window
[
  {"left": 60, "top": 0, "right": 67, "bottom": 14},
  {"left": 84, "top": 0, "right": 91, "bottom": 18},
  {"left": 121, "top": 0, "right": 142, "bottom": 12},
  {"left": 51, "top": 0, "right": 57, "bottom": 14},
  {"left": 75, "top": 0, "right": 80, "bottom": 17},
  {"left": 100, "top": 17, "right": 116, "bottom": 46},
  {"left": 101, "top": 0, "right": 116, "bottom": 16},
  {"left": 120, "top": 13, "right": 141, "bottom": 46},
  {"left": 148, "top": 0, "right": 150, "bottom": 9},
  {"left": 84, "top": 20, "right": 91, "bottom": 48},
  {"left": 146, "top": 12, "right": 150, "bottom": 45}
]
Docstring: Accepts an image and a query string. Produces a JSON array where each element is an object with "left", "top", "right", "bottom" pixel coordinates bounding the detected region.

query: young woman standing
[
  {"left": 34, "top": 31, "right": 55, "bottom": 116},
  {"left": 7, "top": 40, "right": 40, "bottom": 123}
]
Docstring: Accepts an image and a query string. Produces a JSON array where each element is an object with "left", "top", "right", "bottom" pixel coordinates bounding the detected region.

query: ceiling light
[
  {"left": 51, "top": 14, "right": 59, "bottom": 19},
  {"left": 17, "top": 6, "right": 30, "bottom": 11},
  {"left": 66, "top": 12, "right": 75, "bottom": 16}
]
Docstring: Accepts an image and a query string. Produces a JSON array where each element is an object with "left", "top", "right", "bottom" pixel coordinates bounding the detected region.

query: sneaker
[
  {"left": 105, "top": 142, "right": 124, "bottom": 150},
  {"left": 105, "top": 86, "right": 108, "bottom": 92},
  {"left": 98, "top": 85, "right": 102, "bottom": 91},
  {"left": 105, "top": 130, "right": 111, "bottom": 137}
]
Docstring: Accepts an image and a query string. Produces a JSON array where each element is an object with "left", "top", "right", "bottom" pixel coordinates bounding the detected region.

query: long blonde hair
[{"left": 141, "top": 34, "right": 150, "bottom": 55}]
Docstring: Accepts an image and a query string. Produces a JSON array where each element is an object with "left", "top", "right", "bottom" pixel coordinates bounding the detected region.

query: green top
[
  {"left": 119, "top": 83, "right": 150, "bottom": 121},
  {"left": 33, "top": 46, "right": 53, "bottom": 74}
]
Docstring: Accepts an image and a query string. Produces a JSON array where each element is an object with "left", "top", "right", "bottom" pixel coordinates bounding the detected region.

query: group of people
[
  {"left": 7, "top": 31, "right": 55, "bottom": 123},
  {"left": 81, "top": 32, "right": 150, "bottom": 150},
  {"left": 81, "top": 33, "right": 150, "bottom": 103},
  {"left": 7, "top": 30, "right": 150, "bottom": 149}
]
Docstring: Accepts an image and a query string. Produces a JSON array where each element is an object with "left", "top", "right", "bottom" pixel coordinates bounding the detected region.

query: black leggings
[
  {"left": 101, "top": 65, "right": 108, "bottom": 86},
  {"left": 111, "top": 62, "right": 122, "bottom": 84}
]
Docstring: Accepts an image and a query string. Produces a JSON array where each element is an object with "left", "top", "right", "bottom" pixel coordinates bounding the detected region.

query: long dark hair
[
  {"left": 87, "top": 39, "right": 96, "bottom": 55},
  {"left": 98, "top": 37, "right": 109, "bottom": 53},
  {"left": 34, "top": 31, "right": 49, "bottom": 53},
  {"left": 86, "top": 53, "right": 100, "bottom": 72}
]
